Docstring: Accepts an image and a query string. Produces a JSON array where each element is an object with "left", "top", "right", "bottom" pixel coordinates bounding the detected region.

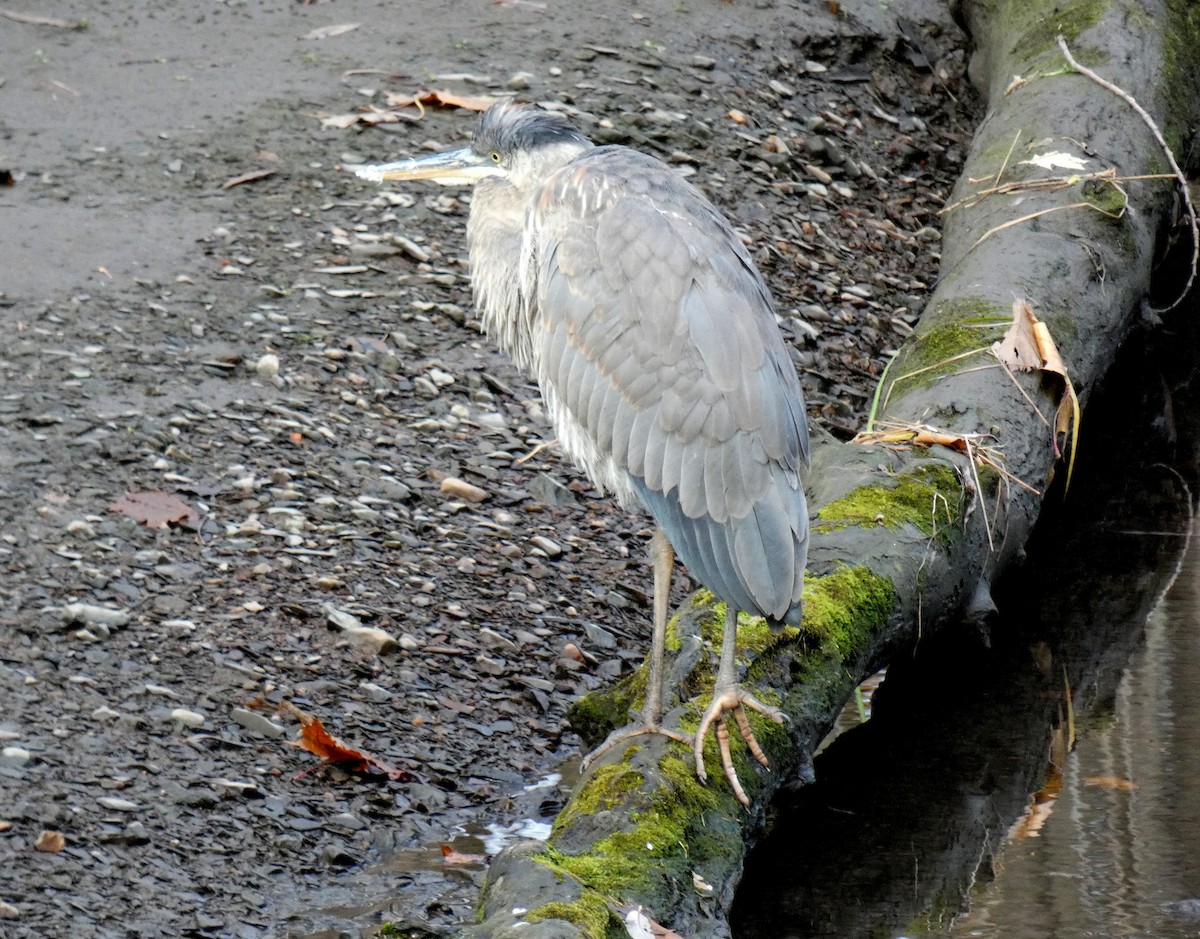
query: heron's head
[{"left": 352, "top": 101, "right": 592, "bottom": 194}]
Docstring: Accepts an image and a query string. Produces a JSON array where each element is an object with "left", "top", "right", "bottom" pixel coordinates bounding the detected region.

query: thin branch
[{"left": 1057, "top": 34, "right": 1198, "bottom": 311}]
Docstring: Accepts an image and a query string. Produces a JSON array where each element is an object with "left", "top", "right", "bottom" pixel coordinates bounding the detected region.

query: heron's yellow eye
[{"left": 489, "top": 151, "right": 503, "bottom": 163}]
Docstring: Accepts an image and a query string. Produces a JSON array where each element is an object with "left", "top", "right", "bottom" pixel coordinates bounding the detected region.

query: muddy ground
[{"left": 0, "top": 1, "right": 978, "bottom": 935}]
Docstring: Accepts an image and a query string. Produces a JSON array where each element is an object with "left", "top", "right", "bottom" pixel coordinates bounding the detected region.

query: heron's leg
[
  {"left": 581, "top": 528, "right": 691, "bottom": 769},
  {"left": 643, "top": 525, "right": 673, "bottom": 725},
  {"left": 693, "top": 605, "right": 786, "bottom": 807}
]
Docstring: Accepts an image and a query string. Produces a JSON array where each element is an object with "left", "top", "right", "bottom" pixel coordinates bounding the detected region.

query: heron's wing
[{"left": 531, "top": 148, "right": 809, "bottom": 620}]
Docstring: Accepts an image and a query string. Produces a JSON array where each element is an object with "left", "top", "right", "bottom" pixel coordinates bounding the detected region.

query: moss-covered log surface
[{"left": 470, "top": 1, "right": 1200, "bottom": 936}]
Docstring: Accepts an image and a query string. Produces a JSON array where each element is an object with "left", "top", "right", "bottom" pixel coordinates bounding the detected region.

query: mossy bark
[{"left": 469, "top": 1, "right": 1200, "bottom": 936}]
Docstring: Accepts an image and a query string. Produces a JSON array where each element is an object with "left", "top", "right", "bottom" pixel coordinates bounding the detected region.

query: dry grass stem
[{"left": 1056, "top": 34, "right": 1198, "bottom": 310}]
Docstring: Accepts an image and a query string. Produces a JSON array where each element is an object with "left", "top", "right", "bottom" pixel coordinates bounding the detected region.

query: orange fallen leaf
[
  {"left": 279, "top": 701, "right": 412, "bottom": 781},
  {"left": 440, "top": 843, "right": 487, "bottom": 865},
  {"left": 109, "top": 491, "right": 202, "bottom": 530},
  {"left": 1083, "top": 776, "right": 1139, "bottom": 792}
]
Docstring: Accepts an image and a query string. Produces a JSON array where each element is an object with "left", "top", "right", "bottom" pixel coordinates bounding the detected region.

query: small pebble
[
  {"left": 0, "top": 747, "right": 31, "bottom": 768},
  {"left": 170, "top": 708, "right": 206, "bottom": 728},
  {"left": 231, "top": 708, "right": 286, "bottom": 739},
  {"left": 97, "top": 796, "right": 139, "bottom": 812},
  {"left": 62, "top": 603, "right": 130, "bottom": 628},
  {"left": 440, "top": 477, "right": 489, "bottom": 503}
]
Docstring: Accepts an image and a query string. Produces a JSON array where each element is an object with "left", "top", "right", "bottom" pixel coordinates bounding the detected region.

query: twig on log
[{"left": 1056, "top": 33, "right": 1198, "bottom": 311}]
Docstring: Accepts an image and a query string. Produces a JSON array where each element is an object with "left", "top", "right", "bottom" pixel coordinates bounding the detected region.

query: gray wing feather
[{"left": 531, "top": 147, "right": 809, "bottom": 619}]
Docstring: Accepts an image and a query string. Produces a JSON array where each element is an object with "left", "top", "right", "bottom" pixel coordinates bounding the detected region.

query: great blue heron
[{"left": 354, "top": 102, "right": 810, "bottom": 806}]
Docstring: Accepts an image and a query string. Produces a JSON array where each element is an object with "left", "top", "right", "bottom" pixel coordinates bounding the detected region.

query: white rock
[
  {"left": 62, "top": 603, "right": 130, "bottom": 628},
  {"left": 256, "top": 352, "right": 280, "bottom": 381},
  {"left": 0, "top": 746, "right": 31, "bottom": 767},
  {"left": 169, "top": 708, "right": 206, "bottom": 729}
]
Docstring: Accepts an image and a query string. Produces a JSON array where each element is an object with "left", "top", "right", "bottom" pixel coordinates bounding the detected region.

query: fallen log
[{"left": 468, "top": 1, "right": 1200, "bottom": 936}]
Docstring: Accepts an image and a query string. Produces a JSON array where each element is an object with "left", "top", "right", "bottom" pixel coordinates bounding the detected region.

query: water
[
  {"left": 947, "top": 547, "right": 1200, "bottom": 939},
  {"left": 734, "top": 299, "right": 1200, "bottom": 937}
]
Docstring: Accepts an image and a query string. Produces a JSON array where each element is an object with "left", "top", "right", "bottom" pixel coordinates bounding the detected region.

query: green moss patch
[
  {"left": 814, "top": 463, "right": 962, "bottom": 536},
  {"left": 801, "top": 565, "right": 896, "bottom": 654},
  {"left": 525, "top": 894, "right": 622, "bottom": 939}
]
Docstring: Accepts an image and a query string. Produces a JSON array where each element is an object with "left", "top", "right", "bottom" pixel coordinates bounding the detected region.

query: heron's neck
[{"left": 467, "top": 182, "right": 537, "bottom": 368}]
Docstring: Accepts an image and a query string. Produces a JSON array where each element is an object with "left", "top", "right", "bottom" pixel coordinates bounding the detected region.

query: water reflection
[
  {"left": 734, "top": 309, "right": 1200, "bottom": 938},
  {"left": 950, "top": 543, "right": 1200, "bottom": 939}
]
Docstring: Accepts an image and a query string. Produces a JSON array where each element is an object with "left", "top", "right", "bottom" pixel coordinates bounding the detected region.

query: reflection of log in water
[{"left": 733, "top": 306, "right": 1200, "bottom": 938}]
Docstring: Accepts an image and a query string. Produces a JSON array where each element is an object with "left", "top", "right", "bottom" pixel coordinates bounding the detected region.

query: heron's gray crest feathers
[{"left": 472, "top": 102, "right": 590, "bottom": 160}]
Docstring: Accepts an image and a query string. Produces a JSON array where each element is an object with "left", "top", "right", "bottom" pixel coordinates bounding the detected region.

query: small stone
[
  {"left": 478, "top": 627, "right": 519, "bottom": 655},
  {"left": 399, "top": 633, "right": 421, "bottom": 652},
  {"left": 62, "top": 603, "right": 130, "bottom": 628},
  {"left": 34, "top": 830, "right": 65, "bottom": 853},
  {"left": 0, "top": 900, "right": 18, "bottom": 919},
  {"left": 529, "top": 535, "right": 562, "bottom": 558},
  {"left": 476, "top": 655, "right": 506, "bottom": 676},
  {"left": 326, "top": 606, "right": 399, "bottom": 654},
  {"left": 120, "top": 821, "right": 150, "bottom": 845},
  {"left": 97, "top": 796, "right": 140, "bottom": 812},
  {"left": 0, "top": 747, "right": 30, "bottom": 768},
  {"left": 358, "top": 682, "right": 393, "bottom": 702},
  {"left": 325, "top": 812, "right": 365, "bottom": 832},
  {"left": 231, "top": 708, "right": 286, "bottom": 739},
  {"left": 169, "top": 708, "right": 206, "bottom": 729},
  {"left": 440, "top": 477, "right": 489, "bottom": 503},
  {"left": 91, "top": 705, "right": 121, "bottom": 722}
]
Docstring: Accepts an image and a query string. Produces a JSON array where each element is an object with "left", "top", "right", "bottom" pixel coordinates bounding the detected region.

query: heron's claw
[
  {"left": 582, "top": 721, "right": 693, "bottom": 771},
  {"left": 694, "top": 686, "right": 786, "bottom": 807}
]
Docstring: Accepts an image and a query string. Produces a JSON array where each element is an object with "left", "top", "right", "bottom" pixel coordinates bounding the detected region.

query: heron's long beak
[{"left": 350, "top": 148, "right": 499, "bottom": 186}]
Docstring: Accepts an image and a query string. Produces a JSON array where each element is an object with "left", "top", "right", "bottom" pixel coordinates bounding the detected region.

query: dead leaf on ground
[
  {"left": 222, "top": 168, "right": 278, "bottom": 190},
  {"left": 992, "top": 298, "right": 1080, "bottom": 487},
  {"left": 34, "top": 830, "right": 66, "bottom": 853},
  {"left": 382, "top": 88, "right": 502, "bottom": 112},
  {"left": 109, "top": 491, "right": 202, "bottom": 530},
  {"left": 0, "top": 9, "right": 85, "bottom": 28},
  {"left": 319, "top": 105, "right": 424, "bottom": 130},
  {"left": 279, "top": 701, "right": 413, "bottom": 781},
  {"left": 440, "top": 843, "right": 487, "bottom": 866}
]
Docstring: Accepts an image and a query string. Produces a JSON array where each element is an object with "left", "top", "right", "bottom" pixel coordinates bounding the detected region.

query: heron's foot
[
  {"left": 694, "top": 686, "right": 787, "bottom": 807},
  {"left": 581, "top": 720, "right": 693, "bottom": 771}
]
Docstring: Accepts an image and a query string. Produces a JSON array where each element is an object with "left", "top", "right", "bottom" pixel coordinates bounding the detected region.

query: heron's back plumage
[{"left": 472, "top": 144, "right": 810, "bottom": 623}]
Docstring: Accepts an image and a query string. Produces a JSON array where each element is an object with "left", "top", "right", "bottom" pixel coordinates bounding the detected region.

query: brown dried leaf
[
  {"left": 34, "top": 830, "right": 66, "bottom": 853},
  {"left": 383, "top": 88, "right": 500, "bottom": 112},
  {"left": 222, "top": 168, "right": 277, "bottom": 190},
  {"left": 992, "top": 298, "right": 1042, "bottom": 372},
  {"left": 993, "top": 298, "right": 1080, "bottom": 486},
  {"left": 108, "top": 490, "right": 201, "bottom": 530},
  {"left": 279, "top": 701, "right": 412, "bottom": 781}
]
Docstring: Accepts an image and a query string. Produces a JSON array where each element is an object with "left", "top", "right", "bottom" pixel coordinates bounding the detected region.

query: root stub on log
[{"left": 466, "top": 1, "right": 1200, "bottom": 936}]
